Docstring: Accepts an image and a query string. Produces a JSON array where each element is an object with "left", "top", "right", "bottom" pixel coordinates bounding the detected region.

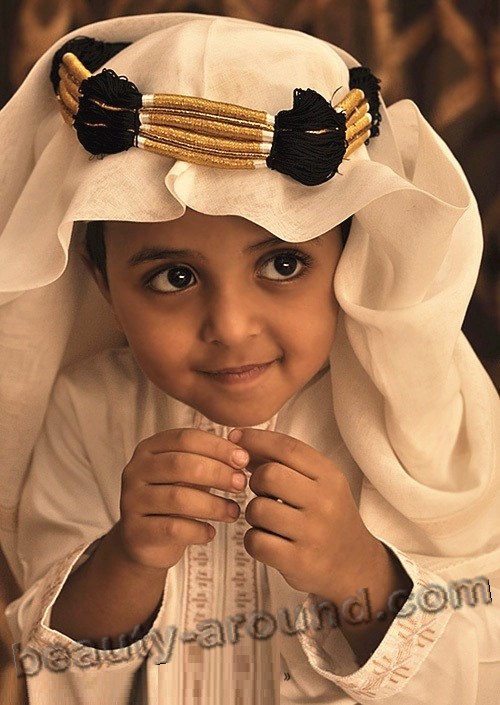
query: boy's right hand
[{"left": 116, "top": 428, "right": 249, "bottom": 571}]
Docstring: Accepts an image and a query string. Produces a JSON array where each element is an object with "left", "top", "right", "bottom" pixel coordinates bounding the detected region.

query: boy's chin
[{"left": 196, "top": 403, "right": 281, "bottom": 429}]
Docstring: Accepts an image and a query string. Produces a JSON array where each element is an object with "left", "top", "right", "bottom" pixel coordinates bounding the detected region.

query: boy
[{"left": 1, "top": 12, "right": 499, "bottom": 705}]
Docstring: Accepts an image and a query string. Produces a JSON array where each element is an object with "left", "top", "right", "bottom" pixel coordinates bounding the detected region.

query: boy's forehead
[{"left": 104, "top": 215, "right": 330, "bottom": 246}]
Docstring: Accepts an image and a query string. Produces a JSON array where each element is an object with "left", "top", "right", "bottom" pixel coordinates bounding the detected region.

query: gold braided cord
[
  {"left": 140, "top": 124, "right": 269, "bottom": 156},
  {"left": 88, "top": 98, "right": 135, "bottom": 112},
  {"left": 142, "top": 107, "right": 271, "bottom": 132},
  {"left": 138, "top": 131, "right": 263, "bottom": 160},
  {"left": 58, "top": 82, "right": 78, "bottom": 117},
  {"left": 57, "top": 87, "right": 77, "bottom": 123},
  {"left": 62, "top": 53, "right": 91, "bottom": 86},
  {"left": 346, "top": 113, "right": 372, "bottom": 142},
  {"left": 58, "top": 66, "right": 81, "bottom": 101},
  {"left": 346, "top": 101, "right": 369, "bottom": 128},
  {"left": 345, "top": 130, "right": 371, "bottom": 157},
  {"left": 137, "top": 136, "right": 261, "bottom": 169},
  {"left": 334, "top": 88, "right": 365, "bottom": 120},
  {"left": 58, "top": 64, "right": 80, "bottom": 89},
  {"left": 56, "top": 96, "right": 76, "bottom": 125},
  {"left": 143, "top": 93, "right": 273, "bottom": 127},
  {"left": 55, "top": 52, "right": 378, "bottom": 172},
  {"left": 140, "top": 111, "right": 274, "bottom": 142}
]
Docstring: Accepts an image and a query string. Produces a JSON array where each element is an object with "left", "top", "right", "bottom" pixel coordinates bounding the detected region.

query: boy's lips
[
  {"left": 200, "top": 359, "right": 279, "bottom": 374},
  {"left": 198, "top": 359, "right": 280, "bottom": 386}
]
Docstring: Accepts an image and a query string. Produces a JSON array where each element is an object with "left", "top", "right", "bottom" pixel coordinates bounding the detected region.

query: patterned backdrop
[{"left": 0, "top": 2, "right": 498, "bottom": 702}]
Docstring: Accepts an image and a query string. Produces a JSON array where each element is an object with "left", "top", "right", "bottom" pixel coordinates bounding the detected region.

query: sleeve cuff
[
  {"left": 23, "top": 539, "right": 167, "bottom": 674},
  {"left": 295, "top": 538, "right": 454, "bottom": 701}
]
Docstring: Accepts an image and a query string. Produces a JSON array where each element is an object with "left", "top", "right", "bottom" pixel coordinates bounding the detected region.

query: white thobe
[{"left": 5, "top": 346, "right": 500, "bottom": 704}]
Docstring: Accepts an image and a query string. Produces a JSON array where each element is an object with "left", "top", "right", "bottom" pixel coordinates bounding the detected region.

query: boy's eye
[
  {"left": 147, "top": 266, "right": 195, "bottom": 293},
  {"left": 258, "top": 252, "right": 310, "bottom": 281},
  {"left": 145, "top": 250, "right": 312, "bottom": 293}
]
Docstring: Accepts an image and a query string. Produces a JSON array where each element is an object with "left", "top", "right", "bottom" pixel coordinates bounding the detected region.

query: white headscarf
[{"left": 0, "top": 12, "right": 498, "bottom": 587}]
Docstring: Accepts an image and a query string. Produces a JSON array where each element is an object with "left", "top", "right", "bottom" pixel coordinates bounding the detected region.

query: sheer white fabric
[{"left": 0, "top": 12, "right": 498, "bottom": 704}]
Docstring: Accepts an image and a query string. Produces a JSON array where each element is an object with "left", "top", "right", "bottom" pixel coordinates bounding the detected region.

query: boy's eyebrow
[
  {"left": 127, "top": 236, "right": 321, "bottom": 267},
  {"left": 248, "top": 236, "right": 323, "bottom": 251},
  {"left": 127, "top": 247, "right": 209, "bottom": 267}
]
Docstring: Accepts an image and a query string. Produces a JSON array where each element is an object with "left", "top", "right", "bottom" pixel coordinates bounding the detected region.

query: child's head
[{"left": 80, "top": 210, "right": 345, "bottom": 426}]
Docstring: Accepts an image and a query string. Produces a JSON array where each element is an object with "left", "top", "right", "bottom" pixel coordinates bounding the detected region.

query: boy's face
[{"left": 86, "top": 209, "right": 343, "bottom": 427}]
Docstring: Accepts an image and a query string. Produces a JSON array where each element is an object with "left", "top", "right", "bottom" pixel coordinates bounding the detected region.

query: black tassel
[
  {"left": 74, "top": 69, "right": 142, "bottom": 155},
  {"left": 50, "top": 36, "right": 131, "bottom": 94},
  {"left": 266, "top": 89, "right": 347, "bottom": 186},
  {"left": 348, "top": 66, "right": 382, "bottom": 137}
]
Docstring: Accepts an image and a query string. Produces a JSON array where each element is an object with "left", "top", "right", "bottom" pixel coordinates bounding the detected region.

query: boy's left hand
[{"left": 228, "top": 427, "right": 389, "bottom": 603}]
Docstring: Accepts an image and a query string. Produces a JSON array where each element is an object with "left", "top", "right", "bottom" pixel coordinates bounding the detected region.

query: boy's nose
[{"left": 199, "top": 284, "right": 263, "bottom": 346}]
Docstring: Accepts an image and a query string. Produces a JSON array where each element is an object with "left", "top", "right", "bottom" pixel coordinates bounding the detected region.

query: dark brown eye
[
  {"left": 259, "top": 251, "right": 312, "bottom": 281},
  {"left": 148, "top": 266, "right": 195, "bottom": 292}
]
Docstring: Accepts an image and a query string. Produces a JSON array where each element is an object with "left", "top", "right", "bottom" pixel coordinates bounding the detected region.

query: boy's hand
[
  {"left": 116, "top": 428, "right": 249, "bottom": 571},
  {"left": 228, "top": 428, "right": 387, "bottom": 603}
]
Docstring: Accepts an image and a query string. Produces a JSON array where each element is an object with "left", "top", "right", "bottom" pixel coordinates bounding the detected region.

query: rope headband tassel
[{"left": 51, "top": 36, "right": 382, "bottom": 186}]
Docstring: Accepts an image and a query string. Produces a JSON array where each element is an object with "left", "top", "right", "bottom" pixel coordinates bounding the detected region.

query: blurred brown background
[{"left": 0, "top": 1, "right": 498, "bottom": 702}]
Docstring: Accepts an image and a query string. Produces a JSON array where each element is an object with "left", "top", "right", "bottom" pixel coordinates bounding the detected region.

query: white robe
[{"left": 6, "top": 344, "right": 500, "bottom": 704}]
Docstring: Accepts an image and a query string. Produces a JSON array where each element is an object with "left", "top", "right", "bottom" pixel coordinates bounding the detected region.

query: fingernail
[
  {"left": 232, "top": 449, "right": 248, "bottom": 467},
  {"left": 232, "top": 472, "right": 246, "bottom": 490},
  {"left": 228, "top": 502, "right": 240, "bottom": 518},
  {"left": 229, "top": 429, "right": 242, "bottom": 443}
]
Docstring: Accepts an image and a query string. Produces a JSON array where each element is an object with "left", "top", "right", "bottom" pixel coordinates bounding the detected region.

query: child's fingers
[
  {"left": 159, "top": 516, "right": 217, "bottom": 546},
  {"left": 122, "top": 516, "right": 216, "bottom": 568},
  {"left": 135, "top": 427, "right": 249, "bottom": 470},
  {"left": 245, "top": 452, "right": 270, "bottom": 473},
  {"left": 133, "top": 484, "right": 241, "bottom": 523},
  {"left": 139, "top": 451, "right": 247, "bottom": 494},
  {"left": 151, "top": 516, "right": 217, "bottom": 546},
  {"left": 119, "top": 428, "right": 248, "bottom": 570}
]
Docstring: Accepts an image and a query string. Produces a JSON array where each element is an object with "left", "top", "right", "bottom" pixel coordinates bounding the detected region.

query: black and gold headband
[{"left": 51, "top": 37, "right": 381, "bottom": 186}]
